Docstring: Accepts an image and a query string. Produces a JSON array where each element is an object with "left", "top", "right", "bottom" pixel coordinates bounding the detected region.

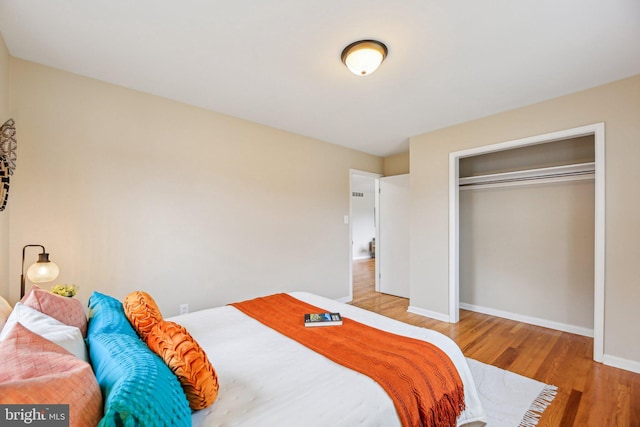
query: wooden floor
[{"left": 350, "top": 258, "right": 640, "bottom": 427}]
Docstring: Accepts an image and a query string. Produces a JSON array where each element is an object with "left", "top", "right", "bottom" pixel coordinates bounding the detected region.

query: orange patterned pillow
[
  {"left": 123, "top": 291, "right": 163, "bottom": 341},
  {"left": 21, "top": 285, "right": 87, "bottom": 337},
  {"left": 147, "top": 320, "right": 219, "bottom": 410},
  {"left": 0, "top": 323, "right": 102, "bottom": 426}
]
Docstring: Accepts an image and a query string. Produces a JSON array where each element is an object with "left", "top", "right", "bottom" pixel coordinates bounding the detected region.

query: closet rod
[{"left": 459, "top": 161, "right": 595, "bottom": 190}]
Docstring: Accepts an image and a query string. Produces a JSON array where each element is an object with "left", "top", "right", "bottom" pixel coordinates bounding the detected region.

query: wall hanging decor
[{"left": 0, "top": 118, "right": 17, "bottom": 211}]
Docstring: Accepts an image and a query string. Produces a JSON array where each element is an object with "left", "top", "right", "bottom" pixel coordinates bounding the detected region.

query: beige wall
[
  {"left": 383, "top": 151, "right": 409, "bottom": 176},
  {"left": 410, "top": 74, "right": 640, "bottom": 366},
  {"left": 460, "top": 179, "right": 595, "bottom": 329},
  {"left": 0, "top": 34, "right": 10, "bottom": 300},
  {"left": 8, "top": 58, "right": 383, "bottom": 314},
  {"left": 459, "top": 137, "right": 595, "bottom": 330}
]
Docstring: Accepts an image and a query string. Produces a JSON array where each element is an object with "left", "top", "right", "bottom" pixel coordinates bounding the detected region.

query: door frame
[
  {"left": 448, "top": 123, "right": 605, "bottom": 362},
  {"left": 349, "top": 169, "right": 382, "bottom": 302}
]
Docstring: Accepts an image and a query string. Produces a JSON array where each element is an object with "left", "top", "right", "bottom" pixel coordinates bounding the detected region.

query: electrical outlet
[{"left": 179, "top": 303, "right": 189, "bottom": 315}]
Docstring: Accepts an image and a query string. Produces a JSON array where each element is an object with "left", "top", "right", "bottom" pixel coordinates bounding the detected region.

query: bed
[
  {"left": 0, "top": 288, "right": 487, "bottom": 427},
  {"left": 176, "top": 292, "right": 487, "bottom": 427}
]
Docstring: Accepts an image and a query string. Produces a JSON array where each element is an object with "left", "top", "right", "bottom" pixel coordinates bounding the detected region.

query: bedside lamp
[{"left": 21, "top": 244, "right": 60, "bottom": 298}]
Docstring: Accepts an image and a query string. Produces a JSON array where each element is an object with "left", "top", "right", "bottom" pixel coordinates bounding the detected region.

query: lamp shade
[
  {"left": 26, "top": 253, "right": 60, "bottom": 283},
  {"left": 341, "top": 40, "right": 388, "bottom": 76}
]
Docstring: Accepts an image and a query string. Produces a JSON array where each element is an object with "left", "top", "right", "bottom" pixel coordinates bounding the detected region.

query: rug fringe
[{"left": 518, "top": 384, "right": 558, "bottom": 427}]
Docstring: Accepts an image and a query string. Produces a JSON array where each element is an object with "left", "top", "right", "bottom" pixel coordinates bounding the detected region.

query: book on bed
[{"left": 304, "top": 312, "right": 343, "bottom": 327}]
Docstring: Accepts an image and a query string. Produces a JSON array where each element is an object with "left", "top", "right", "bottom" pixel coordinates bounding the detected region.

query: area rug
[{"left": 467, "top": 358, "right": 558, "bottom": 427}]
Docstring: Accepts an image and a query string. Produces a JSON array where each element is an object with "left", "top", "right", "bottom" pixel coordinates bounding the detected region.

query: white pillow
[
  {"left": 0, "top": 295, "right": 12, "bottom": 332},
  {"left": 0, "top": 302, "right": 88, "bottom": 361}
]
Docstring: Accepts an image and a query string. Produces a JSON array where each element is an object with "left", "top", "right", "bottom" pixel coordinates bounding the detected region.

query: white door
[{"left": 379, "top": 174, "right": 410, "bottom": 298}]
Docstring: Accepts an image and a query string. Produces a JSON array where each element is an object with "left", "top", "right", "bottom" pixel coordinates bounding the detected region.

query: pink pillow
[
  {"left": 21, "top": 285, "right": 87, "bottom": 337},
  {"left": 0, "top": 323, "right": 102, "bottom": 426}
]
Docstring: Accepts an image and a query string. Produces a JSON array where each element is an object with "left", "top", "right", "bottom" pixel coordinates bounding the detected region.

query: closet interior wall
[{"left": 459, "top": 136, "right": 596, "bottom": 334}]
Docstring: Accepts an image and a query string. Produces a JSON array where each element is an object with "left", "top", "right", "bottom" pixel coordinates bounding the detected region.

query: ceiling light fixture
[{"left": 341, "top": 40, "right": 388, "bottom": 76}]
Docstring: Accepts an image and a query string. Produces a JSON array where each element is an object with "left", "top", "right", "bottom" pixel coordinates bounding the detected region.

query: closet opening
[{"left": 448, "top": 123, "right": 605, "bottom": 362}]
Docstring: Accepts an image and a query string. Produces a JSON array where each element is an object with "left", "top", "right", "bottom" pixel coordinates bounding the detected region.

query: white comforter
[{"left": 169, "top": 292, "right": 487, "bottom": 427}]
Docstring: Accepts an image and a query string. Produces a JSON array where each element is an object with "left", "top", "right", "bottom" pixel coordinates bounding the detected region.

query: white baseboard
[
  {"left": 603, "top": 354, "right": 640, "bottom": 374},
  {"left": 407, "top": 305, "right": 450, "bottom": 323},
  {"left": 459, "top": 302, "right": 594, "bottom": 338},
  {"left": 336, "top": 295, "right": 352, "bottom": 304}
]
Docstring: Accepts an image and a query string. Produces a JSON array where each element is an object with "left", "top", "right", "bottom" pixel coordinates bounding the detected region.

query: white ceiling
[{"left": 1, "top": 1, "right": 639, "bottom": 157}]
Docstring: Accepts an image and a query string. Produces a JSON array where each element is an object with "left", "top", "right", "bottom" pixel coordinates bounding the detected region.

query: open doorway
[{"left": 349, "top": 170, "right": 381, "bottom": 301}]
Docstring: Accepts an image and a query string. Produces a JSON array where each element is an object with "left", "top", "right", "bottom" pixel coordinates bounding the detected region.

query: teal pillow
[
  {"left": 86, "top": 292, "right": 191, "bottom": 427},
  {"left": 88, "top": 332, "right": 191, "bottom": 427},
  {"left": 87, "top": 292, "right": 137, "bottom": 337}
]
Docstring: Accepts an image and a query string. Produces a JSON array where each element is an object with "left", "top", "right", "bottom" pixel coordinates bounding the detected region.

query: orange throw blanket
[{"left": 231, "top": 293, "right": 465, "bottom": 427}]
